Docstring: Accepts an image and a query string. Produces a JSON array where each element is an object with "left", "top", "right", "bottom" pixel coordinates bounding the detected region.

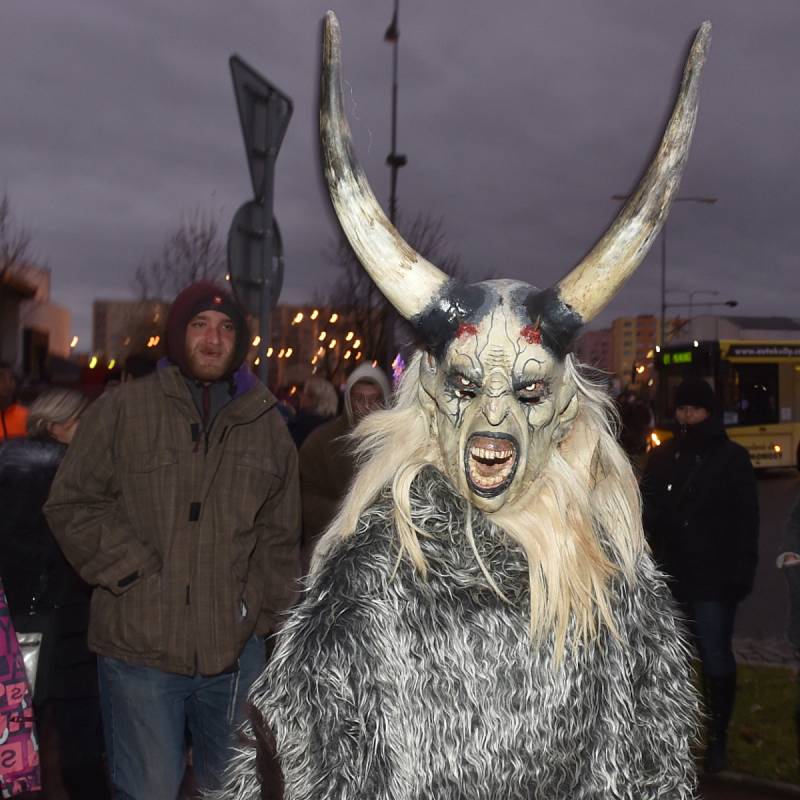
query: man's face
[
  {"left": 0, "top": 369, "right": 15, "bottom": 409},
  {"left": 350, "top": 380, "right": 384, "bottom": 420},
  {"left": 184, "top": 310, "right": 236, "bottom": 383},
  {"left": 675, "top": 404, "right": 709, "bottom": 427}
]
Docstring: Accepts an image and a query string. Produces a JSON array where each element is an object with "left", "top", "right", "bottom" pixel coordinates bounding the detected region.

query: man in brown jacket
[{"left": 45, "top": 282, "right": 300, "bottom": 798}]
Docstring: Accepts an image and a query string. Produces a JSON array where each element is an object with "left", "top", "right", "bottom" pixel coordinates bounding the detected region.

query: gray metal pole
[
  {"left": 389, "top": 8, "right": 399, "bottom": 224},
  {"left": 257, "top": 104, "right": 279, "bottom": 386},
  {"left": 660, "top": 224, "right": 667, "bottom": 346}
]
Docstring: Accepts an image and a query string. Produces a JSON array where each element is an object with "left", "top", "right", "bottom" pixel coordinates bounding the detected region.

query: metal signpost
[{"left": 227, "top": 55, "right": 293, "bottom": 384}]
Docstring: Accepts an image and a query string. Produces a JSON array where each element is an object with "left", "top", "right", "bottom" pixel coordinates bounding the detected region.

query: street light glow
[{"left": 70, "top": 335, "right": 79, "bottom": 348}]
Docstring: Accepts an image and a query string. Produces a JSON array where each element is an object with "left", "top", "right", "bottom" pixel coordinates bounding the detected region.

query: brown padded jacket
[{"left": 44, "top": 366, "right": 300, "bottom": 676}]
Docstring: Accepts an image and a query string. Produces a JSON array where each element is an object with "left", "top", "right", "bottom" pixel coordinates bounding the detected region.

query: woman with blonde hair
[
  {"left": 288, "top": 376, "right": 339, "bottom": 447},
  {"left": 0, "top": 387, "right": 108, "bottom": 798},
  {"left": 25, "top": 387, "right": 88, "bottom": 444}
]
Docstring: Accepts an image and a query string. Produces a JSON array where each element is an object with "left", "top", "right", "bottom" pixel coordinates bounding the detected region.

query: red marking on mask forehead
[
  {"left": 520, "top": 325, "right": 541, "bottom": 344},
  {"left": 456, "top": 323, "right": 480, "bottom": 339}
]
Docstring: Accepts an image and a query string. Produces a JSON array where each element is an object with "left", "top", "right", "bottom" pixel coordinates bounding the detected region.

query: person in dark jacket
[
  {"left": 287, "top": 376, "right": 338, "bottom": 448},
  {"left": 298, "top": 364, "right": 390, "bottom": 572},
  {"left": 0, "top": 360, "right": 28, "bottom": 441},
  {"left": 0, "top": 387, "right": 108, "bottom": 798},
  {"left": 642, "top": 376, "right": 759, "bottom": 773},
  {"left": 776, "top": 496, "right": 800, "bottom": 758}
]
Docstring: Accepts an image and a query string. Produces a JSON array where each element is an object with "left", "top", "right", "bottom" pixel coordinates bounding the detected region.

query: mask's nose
[{"left": 481, "top": 373, "right": 512, "bottom": 427}]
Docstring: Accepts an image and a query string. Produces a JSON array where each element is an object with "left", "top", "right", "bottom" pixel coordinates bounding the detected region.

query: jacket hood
[{"left": 343, "top": 363, "right": 391, "bottom": 423}]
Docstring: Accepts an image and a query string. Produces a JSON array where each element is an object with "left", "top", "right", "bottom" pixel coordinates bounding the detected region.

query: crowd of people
[{"left": 0, "top": 278, "right": 797, "bottom": 796}]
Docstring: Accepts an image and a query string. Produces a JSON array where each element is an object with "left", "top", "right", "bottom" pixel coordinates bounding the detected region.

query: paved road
[{"left": 737, "top": 469, "right": 800, "bottom": 643}]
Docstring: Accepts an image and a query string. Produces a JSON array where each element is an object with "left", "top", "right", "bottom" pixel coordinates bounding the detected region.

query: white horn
[
  {"left": 320, "top": 11, "right": 448, "bottom": 321},
  {"left": 557, "top": 22, "right": 711, "bottom": 323}
]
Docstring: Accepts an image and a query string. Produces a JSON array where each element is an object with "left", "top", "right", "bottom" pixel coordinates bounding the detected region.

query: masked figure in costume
[{"left": 217, "top": 14, "right": 711, "bottom": 800}]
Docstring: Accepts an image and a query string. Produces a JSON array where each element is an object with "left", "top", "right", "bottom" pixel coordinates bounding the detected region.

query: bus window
[{"left": 721, "top": 363, "right": 778, "bottom": 427}]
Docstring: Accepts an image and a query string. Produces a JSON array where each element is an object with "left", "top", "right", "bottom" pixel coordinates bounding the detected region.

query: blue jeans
[
  {"left": 684, "top": 600, "right": 737, "bottom": 677},
  {"left": 98, "top": 636, "right": 265, "bottom": 799}
]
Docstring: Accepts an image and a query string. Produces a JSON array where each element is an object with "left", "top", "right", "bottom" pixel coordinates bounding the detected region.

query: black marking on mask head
[
  {"left": 413, "top": 281, "right": 489, "bottom": 360},
  {"left": 515, "top": 287, "right": 583, "bottom": 360}
]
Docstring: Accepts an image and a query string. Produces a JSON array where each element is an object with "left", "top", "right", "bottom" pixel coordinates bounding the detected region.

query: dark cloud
[{"left": 2, "top": 0, "right": 799, "bottom": 344}]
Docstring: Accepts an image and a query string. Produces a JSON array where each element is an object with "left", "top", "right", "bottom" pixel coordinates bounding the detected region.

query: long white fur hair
[{"left": 319, "top": 351, "right": 646, "bottom": 653}]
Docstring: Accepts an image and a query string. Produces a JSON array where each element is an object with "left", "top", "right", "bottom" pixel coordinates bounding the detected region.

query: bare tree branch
[
  {"left": 134, "top": 209, "right": 227, "bottom": 300},
  {"left": 0, "top": 192, "right": 33, "bottom": 277},
  {"left": 320, "top": 212, "right": 463, "bottom": 376}
]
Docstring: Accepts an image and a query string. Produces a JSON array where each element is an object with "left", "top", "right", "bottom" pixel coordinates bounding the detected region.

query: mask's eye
[
  {"left": 451, "top": 375, "right": 477, "bottom": 400},
  {"left": 517, "top": 380, "right": 549, "bottom": 405}
]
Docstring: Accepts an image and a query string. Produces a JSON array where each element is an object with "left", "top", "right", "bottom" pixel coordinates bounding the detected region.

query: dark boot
[{"left": 704, "top": 672, "right": 736, "bottom": 773}]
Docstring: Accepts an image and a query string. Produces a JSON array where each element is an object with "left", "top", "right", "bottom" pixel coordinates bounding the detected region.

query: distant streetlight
[
  {"left": 69, "top": 335, "right": 79, "bottom": 348},
  {"left": 663, "top": 292, "right": 738, "bottom": 341},
  {"left": 612, "top": 194, "right": 717, "bottom": 345}
]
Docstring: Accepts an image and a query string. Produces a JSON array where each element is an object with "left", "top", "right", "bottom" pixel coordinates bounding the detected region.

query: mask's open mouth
[{"left": 464, "top": 432, "right": 519, "bottom": 497}]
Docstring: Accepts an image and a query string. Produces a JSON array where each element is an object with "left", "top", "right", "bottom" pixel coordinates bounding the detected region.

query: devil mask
[{"left": 320, "top": 12, "right": 710, "bottom": 512}]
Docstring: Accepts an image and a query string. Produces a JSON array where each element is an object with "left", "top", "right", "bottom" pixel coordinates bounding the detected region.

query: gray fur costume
[{"left": 218, "top": 467, "right": 698, "bottom": 799}]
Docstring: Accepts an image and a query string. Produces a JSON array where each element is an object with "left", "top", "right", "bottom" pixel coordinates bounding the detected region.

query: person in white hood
[{"left": 298, "top": 363, "right": 391, "bottom": 570}]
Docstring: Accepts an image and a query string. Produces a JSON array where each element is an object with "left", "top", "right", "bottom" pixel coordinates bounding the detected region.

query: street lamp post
[
  {"left": 612, "top": 194, "right": 717, "bottom": 346},
  {"left": 384, "top": 0, "right": 406, "bottom": 225},
  {"left": 688, "top": 289, "right": 719, "bottom": 337},
  {"left": 382, "top": 0, "right": 407, "bottom": 370}
]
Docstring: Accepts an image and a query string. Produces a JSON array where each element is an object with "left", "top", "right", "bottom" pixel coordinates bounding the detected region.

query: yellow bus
[{"left": 652, "top": 340, "right": 800, "bottom": 469}]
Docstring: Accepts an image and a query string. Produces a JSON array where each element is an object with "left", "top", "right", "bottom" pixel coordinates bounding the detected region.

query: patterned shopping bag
[{"left": 0, "top": 583, "right": 40, "bottom": 797}]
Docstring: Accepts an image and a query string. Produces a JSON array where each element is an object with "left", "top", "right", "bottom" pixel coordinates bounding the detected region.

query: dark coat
[
  {"left": 641, "top": 416, "right": 759, "bottom": 603},
  {"left": 0, "top": 436, "right": 95, "bottom": 701},
  {"left": 298, "top": 414, "right": 355, "bottom": 570},
  {"left": 44, "top": 366, "right": 301, "bottom": 677},
  {"left": 0, "top": 436, "right": 89, "bottom": 614},
  {"left": 288, "top": 411, "right": 331, "bottom": 449}
]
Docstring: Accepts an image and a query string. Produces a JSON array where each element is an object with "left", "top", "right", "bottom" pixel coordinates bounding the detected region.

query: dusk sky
[{"left": 2, "top": 1, "right": 799, "bottom": 347}]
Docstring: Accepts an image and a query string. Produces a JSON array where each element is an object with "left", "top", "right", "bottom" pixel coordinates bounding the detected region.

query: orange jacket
[{"left": 0, "top": 404, "right": 28, "bottom": 441}]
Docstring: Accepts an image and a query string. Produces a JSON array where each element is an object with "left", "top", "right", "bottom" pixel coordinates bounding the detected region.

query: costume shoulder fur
[{"left": 215, "top": 467, "right": 698, "bottom": 800}]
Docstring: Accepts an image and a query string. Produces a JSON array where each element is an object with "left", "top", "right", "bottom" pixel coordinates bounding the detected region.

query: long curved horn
[
  {"left": 556, "top": 22, "right": 711, "bottom": 323},
  {"left": 320, "top": 11, "right": 448, "bottom": 321}
]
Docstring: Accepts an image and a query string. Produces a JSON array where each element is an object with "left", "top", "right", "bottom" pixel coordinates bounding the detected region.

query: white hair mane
[{"left": 317, "top": 351, "right": 646, "bottom": 652}]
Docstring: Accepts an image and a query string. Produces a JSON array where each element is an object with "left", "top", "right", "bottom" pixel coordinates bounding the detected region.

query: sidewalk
[{"left": 734, "top": 638, "right": 798, "bottom": 669}]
